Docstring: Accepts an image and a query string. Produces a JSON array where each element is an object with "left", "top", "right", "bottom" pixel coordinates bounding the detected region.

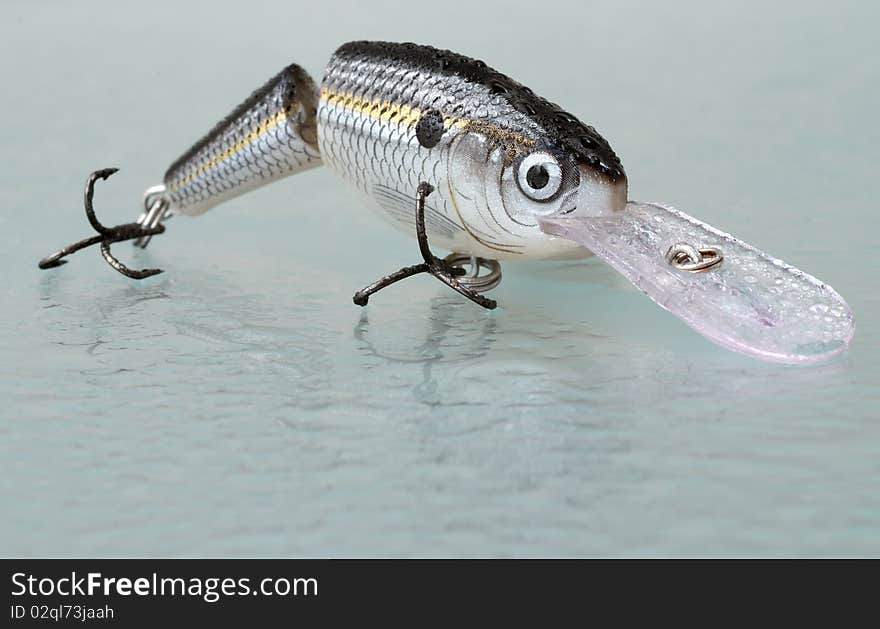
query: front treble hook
[
  {"left": 38, "top": 169, "right": 166, "bottom": 279},
  {"left": 352, "top": 182, "right": 498, "bottom": 310}
]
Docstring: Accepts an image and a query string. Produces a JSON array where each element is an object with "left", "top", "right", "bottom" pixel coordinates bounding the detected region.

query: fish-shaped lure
[{"left": 40, "top": 41, "right": 854, "bottom": 364}]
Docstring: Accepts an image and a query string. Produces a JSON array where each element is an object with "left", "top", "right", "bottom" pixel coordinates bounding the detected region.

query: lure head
[
  {"left": 505, "top": 127, "right": 627, "bottom": 220},
  {"left": 437, "top": 58, "right": 628, "bottom": 260},
  {"left": 446, "top": 111, "right": 627, "bottom": 260}
]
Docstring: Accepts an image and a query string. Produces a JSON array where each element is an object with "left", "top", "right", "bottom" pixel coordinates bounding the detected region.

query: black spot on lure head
[{"left": 416, "top": 109, "right": 445, "bottom": 148}]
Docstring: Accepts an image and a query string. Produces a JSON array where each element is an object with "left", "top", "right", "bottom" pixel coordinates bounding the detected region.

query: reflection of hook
[
  {"left": 355, "top": 298, "right": 497, "bottom": 405},
  {"left": 38, "top": 169, "right": 166, "bottom": 279},
  {"left": 354, "top": 296, "right": 498, "bottom": 365}
]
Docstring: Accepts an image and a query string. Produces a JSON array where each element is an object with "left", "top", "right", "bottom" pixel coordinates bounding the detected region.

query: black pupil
[{"left": 526, "top": 164, "right": 550, "bottom": 189}]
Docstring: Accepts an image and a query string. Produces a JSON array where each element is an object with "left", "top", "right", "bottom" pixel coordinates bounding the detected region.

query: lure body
[{"left": 43, "top": 41, "right": 854, "bottom": 364}]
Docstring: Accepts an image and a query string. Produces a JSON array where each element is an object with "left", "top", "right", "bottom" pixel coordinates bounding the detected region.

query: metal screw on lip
[{"left": 665, "top": 243, "right": 723, "bottom": 273}]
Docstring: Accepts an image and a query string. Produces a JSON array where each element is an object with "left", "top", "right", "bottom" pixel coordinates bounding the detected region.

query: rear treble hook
[{"left": 38, "top": 169, "right": 167, "bottom": 279}]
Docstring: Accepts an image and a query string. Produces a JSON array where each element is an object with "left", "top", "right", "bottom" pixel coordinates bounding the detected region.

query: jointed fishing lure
[{"left": 40, "top": 41, "right": 854, "bottom": 364}]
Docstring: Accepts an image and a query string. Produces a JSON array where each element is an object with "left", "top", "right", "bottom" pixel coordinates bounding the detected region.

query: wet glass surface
[{"left": 1, "top": 0, "right": 878, "bottom": 556}]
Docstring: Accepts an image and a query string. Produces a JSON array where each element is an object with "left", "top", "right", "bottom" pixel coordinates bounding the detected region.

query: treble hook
[
  {"left": 38, "top": 168, "right": 166, "bottom": 279},
  {"left": 353, "top": 182, "right": 498, "bottom": 310}
]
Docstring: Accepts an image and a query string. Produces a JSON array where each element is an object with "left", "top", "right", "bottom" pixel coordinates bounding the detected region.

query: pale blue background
[{"left": 1, "top": 0, "right": 877, "bottom": 556}]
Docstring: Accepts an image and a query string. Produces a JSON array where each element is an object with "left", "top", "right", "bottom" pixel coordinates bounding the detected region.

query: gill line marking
[
  {"left": 481, "top": 160, "right": 522, "bottom": 238},
  {"left": 446, "top": 180, "right": 521, "bottom": 255},
  {"left": 494, "top": 158, "right": 532, "bottom": 230}
]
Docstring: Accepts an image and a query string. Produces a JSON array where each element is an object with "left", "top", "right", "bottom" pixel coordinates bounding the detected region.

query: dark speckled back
[{"left": 323, "top": 41, "right": 624, "bottom": 181}]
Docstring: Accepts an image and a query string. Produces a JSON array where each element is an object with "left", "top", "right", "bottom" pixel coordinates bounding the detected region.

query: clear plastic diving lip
[{"left": 539, "top": 201, "right": 855, "bottom": 364}]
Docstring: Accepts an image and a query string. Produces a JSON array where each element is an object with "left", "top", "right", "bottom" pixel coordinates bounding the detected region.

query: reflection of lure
[{"left": 40, "top": 41, "right": 854, "bottom": 364}]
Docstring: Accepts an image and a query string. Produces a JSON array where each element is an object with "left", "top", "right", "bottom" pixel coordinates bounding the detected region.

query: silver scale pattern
[
  {"left": 316, "top": 42, "right": 545, "bottom": 248},
  {"left": 163, "top": 64, "right": 321, "bottom": 216}
]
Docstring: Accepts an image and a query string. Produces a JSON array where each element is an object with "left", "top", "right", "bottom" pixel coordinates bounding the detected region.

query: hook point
[
  {"left": 95, "top": 167, "right": 119, "bottom": 180},
  {"left": 38, "top": 259, "right": 67, "bottom": 270}
]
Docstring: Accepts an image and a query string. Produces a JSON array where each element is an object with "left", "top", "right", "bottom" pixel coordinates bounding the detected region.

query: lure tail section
[
  {"left": 162, "top": 63, "right": 322, "bottom": 216},
  {"left": 540, "top": 202, "right": 854, "bottom": 364}
]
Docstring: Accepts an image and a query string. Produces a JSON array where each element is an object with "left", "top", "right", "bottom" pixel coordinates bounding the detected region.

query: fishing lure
[{"left": 40, "top": 41, "right": 854, "bottom": 364}]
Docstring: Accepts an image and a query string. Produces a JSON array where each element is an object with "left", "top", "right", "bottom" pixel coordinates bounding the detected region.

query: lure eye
[{"left": 517, "top": 152, "right": 562, "bottom": 201}]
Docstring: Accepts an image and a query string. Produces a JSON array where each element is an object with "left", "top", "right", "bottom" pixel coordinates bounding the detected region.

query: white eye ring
[{"left": 517, "top": 152, "right": 563, "bottom": 201}]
